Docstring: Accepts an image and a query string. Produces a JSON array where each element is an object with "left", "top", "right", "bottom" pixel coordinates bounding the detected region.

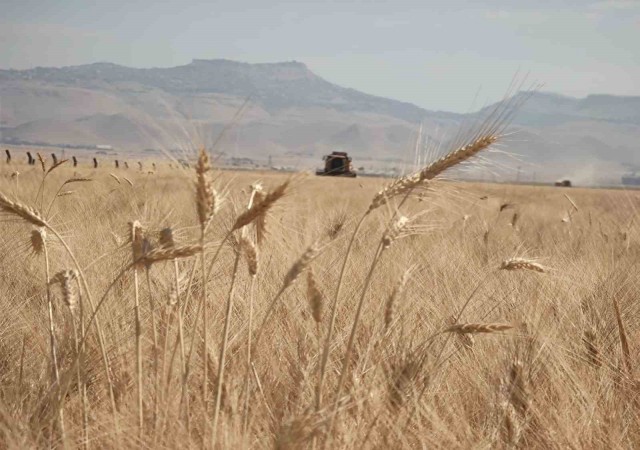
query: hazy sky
[{"left": 1, "top": 0, "right": 639, "bottom": 112}]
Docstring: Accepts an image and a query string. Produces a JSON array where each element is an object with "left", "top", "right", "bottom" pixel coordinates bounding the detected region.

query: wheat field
[{"left": 0, "top": 141, "right": 639, "bottom": 449}]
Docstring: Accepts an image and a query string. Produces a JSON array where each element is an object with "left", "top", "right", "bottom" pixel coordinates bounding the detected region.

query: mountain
[{"left": 1, "top": 59, "right": 639, "bottom": 184}]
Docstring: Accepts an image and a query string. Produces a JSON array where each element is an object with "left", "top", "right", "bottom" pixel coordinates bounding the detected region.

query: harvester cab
[{"left": 316, "top": 151, "right": 357, "bottom": 178}]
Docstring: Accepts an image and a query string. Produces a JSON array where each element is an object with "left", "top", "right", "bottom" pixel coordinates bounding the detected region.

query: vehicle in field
[
  {"left": 315, "top": 151, "right": 357, "bottom": 177},
  {"left": 622, "top": 172, "right": 640, "bottom": 186}
]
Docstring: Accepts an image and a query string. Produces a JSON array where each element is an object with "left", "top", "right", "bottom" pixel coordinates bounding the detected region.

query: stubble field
[{"left": 0, "top": 154, "right": 639, "bottom": 449}]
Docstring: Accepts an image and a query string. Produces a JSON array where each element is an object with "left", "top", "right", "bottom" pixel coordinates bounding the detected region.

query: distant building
[{"left": 96, "top": 144, "right": 113, "bottom": 150}]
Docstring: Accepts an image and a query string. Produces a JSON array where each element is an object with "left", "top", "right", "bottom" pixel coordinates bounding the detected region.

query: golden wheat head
[
  {"left": 0, "top": 193, "right": 48, "bottom": 227},
  {"left": 445, "top": 323, "right": 514, "bottom": 334},
  {"left": 500, "top": 258, "right": 546, "bottom": 273}
]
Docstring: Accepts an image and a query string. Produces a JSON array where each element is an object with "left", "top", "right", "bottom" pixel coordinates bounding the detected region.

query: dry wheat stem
[
  {"left": 199, "top": 226, "right": 209, "bottom": 448},
  {"left": 175, "top": 233, "right": 231, "bottom": 432},
  {"left": 240, "top": 187, "right": 260, "bottom": 439},
  {"left": 242, "top": 276, "right": 257, "bottom": 438},
  {"left": 325, "top": 240, "right": 385, "bottom": 445},
  {"left": 174, "top": 258, "right": 191, "bottom": 432},
  {"left": 612, "top": 296, "right": 633, "bottom": 377},
  {"left": 71, "top": 272, "right": 89, "bottom": 450},
  {"left": 42, "top": 231, "right": 67, "bottom": 446},
  {"left": 145, "top": 268, "right": 160, "bottom": 439},
  {"left": 328, "top": 210, "right": 421, "bottom": 440},
  {"left": 158, "top": 226, "right": 191, "bottom": 430},
  {"left": 211, "top": 251, "right": 242, "bottom": 447},
  {"left": 316, "top": 212, "right": 369, "bottom": 413},
  {"left": 130, "top": 221, "right": 145, "bottom": 440}
]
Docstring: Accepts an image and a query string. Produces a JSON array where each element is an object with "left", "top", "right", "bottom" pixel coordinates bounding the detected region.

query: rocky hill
[{"left": 1, "top": 59, "right": 639, "bottom": 184}]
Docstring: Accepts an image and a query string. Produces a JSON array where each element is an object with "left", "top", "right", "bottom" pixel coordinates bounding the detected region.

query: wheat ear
[
  {"left": 253, "top": 243, "right": 321, "bottom": 347},
  {"left": 384, "top": 270, "right": 411, "bottom": 332},
  {"left": 306, "top": 269, "right": 324, "bottom": 324},
  {"left": 445, "top": 323, "right": 514, "bottom": 334},
  {"left": 0, "top": 193, "right": 48, "bottom": 227},
  {"left": 232, "top": 179, "right": 289, "bottom": 232},
  {"left": 500, "top": 258, "right": 546, "bottom": 273}
]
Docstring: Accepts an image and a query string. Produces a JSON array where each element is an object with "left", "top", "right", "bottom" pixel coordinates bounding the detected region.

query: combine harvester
[
  {"left": 622, "top": 171, "right": 640, "bottom": 187},
  {"left": 315, "top": 151, "right": 357, "bottom": 178}
]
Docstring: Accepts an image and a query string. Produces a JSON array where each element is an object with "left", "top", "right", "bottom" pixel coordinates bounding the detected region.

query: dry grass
[{"left": 0, "top": 154, "right": 639, "bottom": 449}]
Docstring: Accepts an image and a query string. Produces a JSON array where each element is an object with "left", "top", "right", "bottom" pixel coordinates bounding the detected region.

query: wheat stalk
[
  {"left": 157, "top": 225, "right": 192, "bottom": 431},
  {"left": 195, "top": 147, "right": 215, "bottom": 445},
  {"left": 39, "top": 223, "right": 66, "bottom": 445},
  {"left": 37, "top": 152, "right": 46, "bottom": 172},
  {"left": 612, "top": 297, "right": 633, "bottom": 376},
  {"left": 211, "top": 250, "right": 242, "bottom": 447},
  {"left": 129, "top": 220, "right": 145, "bottom": 439},
  {"left": 46, "top": 159, "right": 68, "bottom": 174}
]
